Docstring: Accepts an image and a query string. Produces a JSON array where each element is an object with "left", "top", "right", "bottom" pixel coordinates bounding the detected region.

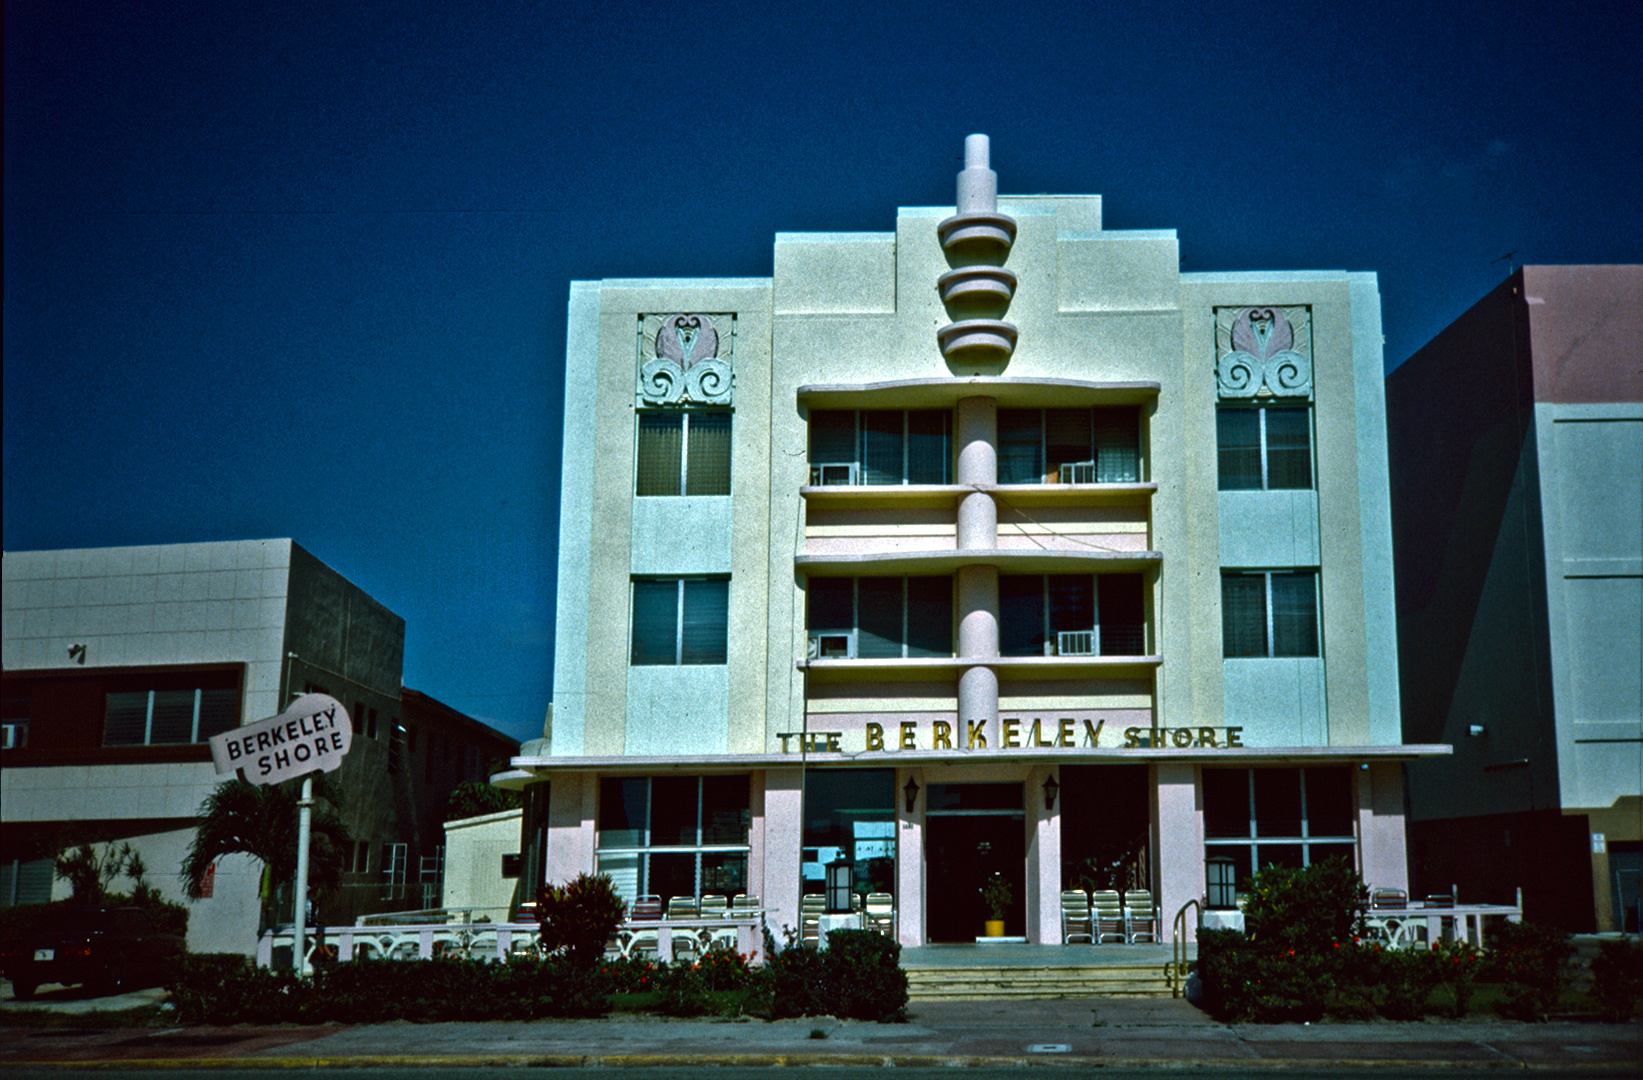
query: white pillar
[
  {"left": 896, "top": 766, "right": 926, "bottom": 947},
  {"left": 1152, "top": 762, "right": 1204, "bottom": 943},
  {"left": 1357, "top": 762, "right": 1409, "bottom": 892},
  {"left": 762, "top": 767, "right": 804, "bottom": 945},
  {"left": 1026, "top": 764, "right": 1063, "bottom": 944}
]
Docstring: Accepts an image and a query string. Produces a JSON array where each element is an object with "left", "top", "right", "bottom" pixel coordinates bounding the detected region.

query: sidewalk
[{"left": 2, "top": 983, "right": 1639, "bottom": 1070}]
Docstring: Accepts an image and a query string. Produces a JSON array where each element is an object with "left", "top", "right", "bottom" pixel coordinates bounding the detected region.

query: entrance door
[{"left": 925, "top": 813, "right": 1026, "bottom": 942}]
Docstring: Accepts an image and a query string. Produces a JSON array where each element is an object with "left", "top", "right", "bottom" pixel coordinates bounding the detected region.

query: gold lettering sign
[{"left": 775, "top": 719, "right": 1244, "bottom": 754}]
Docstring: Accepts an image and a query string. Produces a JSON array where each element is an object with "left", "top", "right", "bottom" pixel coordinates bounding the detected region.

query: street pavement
[{"left": 2, "top": 981, "right": 1639, "bottom": 1070}]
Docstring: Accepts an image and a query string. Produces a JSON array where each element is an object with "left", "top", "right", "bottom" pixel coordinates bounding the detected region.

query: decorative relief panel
[
  {"left": 637, "top": 313, "right": 735, "bottom": 407},
  {"left": 1215, "top": 306, "right": 1312, "bottom": 400}
]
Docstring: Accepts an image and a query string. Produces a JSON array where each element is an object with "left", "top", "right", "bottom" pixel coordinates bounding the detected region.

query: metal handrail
[{"left": 1168, "top": 897, "right": 1201, "bottom": 998}]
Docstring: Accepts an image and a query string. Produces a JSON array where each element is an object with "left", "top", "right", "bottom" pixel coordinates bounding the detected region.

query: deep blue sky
[{"left": 6, "top": 0, "right": 1639, "bottom": 743}]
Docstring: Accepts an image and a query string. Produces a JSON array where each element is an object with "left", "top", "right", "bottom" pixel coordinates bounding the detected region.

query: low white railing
[{"left": 257, "top": 913, "right": 767, "bottom": 970}]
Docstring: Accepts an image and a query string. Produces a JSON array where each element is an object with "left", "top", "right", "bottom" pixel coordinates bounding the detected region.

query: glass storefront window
[
  {"left": 801, "top": 769, "right": 896, "bottom": 902},
  {"left": 1202, "top": 766, "right": 1358, "bottom": 906},
  {"left": 594, "top": 774, "right": 750, "bottom": 906}
]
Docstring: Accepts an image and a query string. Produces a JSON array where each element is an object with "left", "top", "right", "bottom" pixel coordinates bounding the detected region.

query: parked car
[{"left": 0, "top": 906, "right": 184, "bottom": 1000}]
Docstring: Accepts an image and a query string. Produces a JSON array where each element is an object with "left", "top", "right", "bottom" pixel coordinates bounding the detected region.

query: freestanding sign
[
  {"left": 209, "top": 693, "right": 351, "bottom": 785},
  {"left": 208, "top": 691, "right": 354, "bottom": 974}
]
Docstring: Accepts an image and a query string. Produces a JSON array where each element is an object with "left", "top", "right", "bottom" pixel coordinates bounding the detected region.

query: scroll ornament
[
  {"left": 1216, "top": 308, "right": 1312, "bottom": 398},
  {"left": 640, "top": 314, "right": 733, "bottom": 406}
]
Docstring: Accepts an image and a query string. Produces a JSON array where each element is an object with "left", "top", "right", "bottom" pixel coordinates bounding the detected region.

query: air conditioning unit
[
  {"left": 1059, "top": 461, "right": 1095, "bottom": 484},
  {"left": 810, "top": 463, "right": 859, "bottom": 486},
  {"left": 808, "top": 633, "right": 856, "bottom": 660},
  {"left": 1056, "top": 630, "right": 1095, "bottom": 656}
]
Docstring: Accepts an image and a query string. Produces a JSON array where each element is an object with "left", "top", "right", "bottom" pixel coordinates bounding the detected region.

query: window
[
  {"left": 631, "top": 578, "right": 729, "bottom": 665},
  {"left": 802, "top": 769, "right": 896, "bottom": 903},
  {"left": 381, "top": 842, "right": 408, "bottom": 898},
  {"left": 1203, "top": 767, "right": 1356, "bottom": 904},
  {"left": 1216, "top": 405, "right": 1312, "bottom": 490},
  {"left": 1222, "top": 571, "right": 1319, "bottom": 657},
  {"left": 103, "top": 674, "right": 239, "bottom": 746},
  {"left": 637, "top": 411, "right": 731, "bottom": 495},
  {"left": 2, "top": 683, "right": 29, "bottom": 750},
  {"left": 809, "top": 409, "right": 951, "bottom": 485},
  {"left": 999, "top": 573, "right": 1146, "bottom": 656},
  {"left": 596, "top": 775, "right": 750, "bottom": 904},
  {"left": 806, "top": 576, "right": 953, "bottom": 658},
  {"left": 352, "top": 840, "right": 370, "bottom": 875},
  {"left": 998, "top": 407, "right": 1140, "bottom": 484},
  {"left": 388, "top": 723, "right": 406, "bottom": 773}
]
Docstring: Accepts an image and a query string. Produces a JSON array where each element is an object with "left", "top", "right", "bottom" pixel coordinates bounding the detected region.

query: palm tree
[{"left": 181, "top": 777, "right": 351, "bottom": 928}]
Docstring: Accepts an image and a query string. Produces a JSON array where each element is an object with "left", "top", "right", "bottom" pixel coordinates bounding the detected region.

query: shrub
[
  {"left": 1372, "top": 945, "right": 1441, "bottom": 1020},
  {"left": 695, "top": 947, "right": 753, "bottom": 991},
  {"left": 537, "top": 873, "right": 626, "bottom": 970},
  {"left": 600, "top": 954, "right": 663, "bottom": 993},
  {"left": 1590, "top": 938, "right": 1643, "bottom": 1023},
  {"left": 1242, "top": 857, "right": 1365, "bottom": 954},
  {"left": 1429, "top": 938, "right": 1481, "bottom": 1018},
  {"left": 748, "top": 927, "right": 830, "bottom": 1019},
  {"left": 167, "top": 953, "right": 305, "bottom": 1025},
  {"left": 823, "top": 929, "right": 908, "bottom": 1022},
  {"left": 1484, "top": 921, "right": 1571, "bottom": 1021}
]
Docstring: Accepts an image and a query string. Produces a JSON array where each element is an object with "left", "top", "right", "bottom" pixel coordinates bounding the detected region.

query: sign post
[{"left": 209, "top": 693, "right": 352, "bottom": 973}]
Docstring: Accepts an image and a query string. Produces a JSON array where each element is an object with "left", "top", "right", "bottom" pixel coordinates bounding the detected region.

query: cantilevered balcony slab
[
  {"left": 797, "top": 377, "right": 1159, "bottom": 411},
  {"left": 798, "top": 482, "right": 1158, "bottom": 511},
  {"left": 795, "top": 547, "right": 1161, "bottom": 576},
  {"left": 796, "top": 654, "right": 1163, "bottom": 683}
]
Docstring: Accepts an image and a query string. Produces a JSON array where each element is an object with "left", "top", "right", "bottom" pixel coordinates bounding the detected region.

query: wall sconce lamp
[
  {"left": 68, "top": 643, "right": 87, "bottom": 665},
  {"left": 903, "top": 776, "right": 920, "bottom": 813},
  {"left": 1043, "top": 773, "right": 1060, "bottom": 811}
]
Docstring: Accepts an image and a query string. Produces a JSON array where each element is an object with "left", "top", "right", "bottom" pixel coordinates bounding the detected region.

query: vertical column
[
  {"left": 1152, "top": 762, "right": 1205, "bottom": 943},
  {"left": 761, "top": 767, "right": 804, "bottom": 943},
  {"left": 1026, "top": 764, "right": 1063, "bottom": 944},
  {"left": 955, "top": 395, "right": 1000, "bottom": 732},
  {"left": 1357, "top": 762, "right": 1409, "bottom": 892},
  {"left": 545, "top": 773, "right": 597, "bottom": 885},
  {"left": 896, "top": 766, "right": 926, "bottom": 947}
]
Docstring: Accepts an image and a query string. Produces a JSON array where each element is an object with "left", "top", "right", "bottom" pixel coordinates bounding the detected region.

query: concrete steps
[{"left": 906, "top": 962, "right": 1174, "bottom": 1000}]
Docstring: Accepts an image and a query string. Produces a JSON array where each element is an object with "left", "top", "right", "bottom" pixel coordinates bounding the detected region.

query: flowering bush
[
  {"left": 1483, "top": 921, "right": 1571, "bottom": 1021},
  {"left": 599, "top": 954, "right": 663, "bottom": 994}
]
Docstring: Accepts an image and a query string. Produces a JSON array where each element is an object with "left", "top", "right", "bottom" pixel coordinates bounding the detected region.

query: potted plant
[{"left": 981, "top": 873, "right": 1011, "bottom": 937}]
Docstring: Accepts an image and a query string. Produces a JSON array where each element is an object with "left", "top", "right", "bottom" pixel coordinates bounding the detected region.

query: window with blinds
[
  {"left": 1221, "top": 570, "right": 1319, "bottom": 657},
  {"left": 806, "top": 576, "right": 954, "bottom": 658},
  {"left": 595, "top": 774, "right": 751, "bottom": 905},
  {"left": 102, "top": 675, "right": 240, "bottom": 746},
  {"left": 636, "top": 411, "right": 731, "bottom": 496},
  {"left": 1216, "top": 405, "right": 1312, "bottom": 490},
  {"left": 998, "top": 573, "right": 1146, "bottom": 656},
  {"left": 808, "top": 409, "right": 951, "bottom": 485},
  {"left": 997, "top": 407, "right": 1141, "bottom": 484},
  {"left": 631, "top": 577, "right": 730, "bottom": 665}
]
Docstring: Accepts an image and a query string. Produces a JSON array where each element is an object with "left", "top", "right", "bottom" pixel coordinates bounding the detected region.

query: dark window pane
[
  {"left": 1046, "top": 408, "right": 1092, "bottom": 480},
  {"left": 905, "top": 576, "right": 953, "bottom": 657},
  {"left": 150, "top": 690, "right": 195, "bottom": 744},
  {"left": 680, "top": 579, "right": 729, "bottom": 665},
  {"left": 636, "top": 413, "right": 683, "bottom": 496},
  {"left": 631, "top": 580, "right": 679, "bottom": 665},
  {"left": 1093, "top": 407, "right": 1140, "bottom": 482},
  {"left": 1270, "top": 572, "right": 1318, "bottom": 656},
  {"left": 1047, "top": 574, "right": 1094, "bottom": 636},
  {"left": 857, "top": 577, "right": 903, "bottom": 658},
  {"left": 906, "top": 410, "right": 950, "bottom": 484},
  {"left": 926, "top": 782, "right": 1023, "bottom": 812},
  {"left": 104, "top": 692, "right": 148, "bottom": 746},
  {"left": 599, "top": 777, "right": 649, "bottom": 848},
  {"left": 1264, "top": 407, "right": 1312, "bottom": 490},
  {"left": 1252, "top": 768, "right": 1303, "bottom": 838},
  {"left": 861, "top": 411, "right": 903, "bottom": 485},
  {"left": 700, "top": 775, "right": 750, "bottom": 845},
  {"left": 650, "top": 776, "right": 699, "bottom": 846},
  {"left": 1304, "top": 767, "right": 1355, "bottom": 837},
  {"left": 1203, "top": 769, "right": 1251, "bottom": 838},
  {"left": 998, "top": 409, "right": 1043, "bottom": 485},
  {"left": 809, "top": 411, "right": 856, "bottom": 466},
  {"left": 1307, "top": 844, "right": 1356, "bottom": 869},
  {"left": 197, "top": 688, "right": 239, "bottom": 740},
  {"left": 804, "top": 769, "right": 895, "bottom": 847},
  {"left": 1216, "top": 409, "right": 1262, "bottom": 490},
  {"left": 999, "top": 575, "right": 1046, "bottom": 656},
  {"left": 1256, "top": 844, "right": 1305, "bottom": 872},
  {"left": 1097, "top": 573, "right": 1146, "bottom": 655},
  {"left": 807, "top": 578, "right": 854, "bottom": 632},
  {"left": 685, "top": 412, "right": 731, "bottom": 495},
  {"left": 701, "top": 852, "right": 747, "bottom": 895},
  {"left": 1221, "top": 575, "right": 1267, "bottom": 657},
  {"left": 647, "top": 852, "right": 697, "bottom": 902}
]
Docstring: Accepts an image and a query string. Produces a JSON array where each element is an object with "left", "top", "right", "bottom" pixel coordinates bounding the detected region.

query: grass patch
[{"left": 0, "top": 1003, "right": 178, "bottom": 1029}]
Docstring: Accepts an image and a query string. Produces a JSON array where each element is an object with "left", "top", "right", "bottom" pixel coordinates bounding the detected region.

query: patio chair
[
  {"left": 800, "top": 893, "right": 826, "bottom": 945},
  {"left": 625, "top": 895, "right": 663, "bottom": 958},
  {"left": 1123, "top": 889, "right": 1157, "bottom": 943},
  {"left": 865, "top": 892, "right": 895, "bottom": 936},
  {"left": 1061, "top": 889, "right": 1092, "bottom": 944},
  {"left": 698, "top": 894, "right": 734, "bottom": 951},
  {"left": 731, "top": 893, "right": 760, "bottom": 913},
  {"left": 665, "top": 895, "right": 702, "bottom": 958},
  {"left": 1091, "top": 889, "right": 1126, "bottom": 944}
]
